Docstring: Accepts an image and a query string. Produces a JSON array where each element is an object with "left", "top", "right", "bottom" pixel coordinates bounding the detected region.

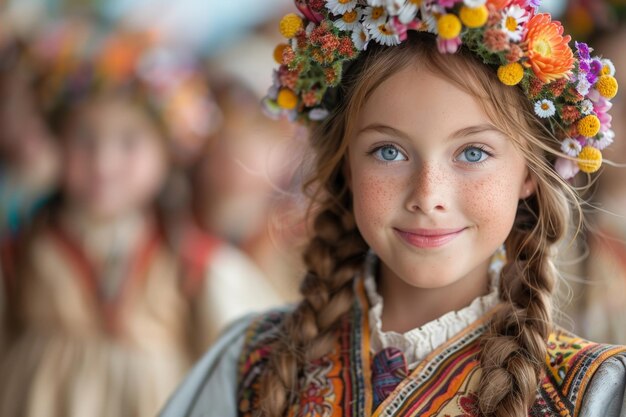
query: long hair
[{"left": 258, "top": 32, "right": 579, "bottom": 417}]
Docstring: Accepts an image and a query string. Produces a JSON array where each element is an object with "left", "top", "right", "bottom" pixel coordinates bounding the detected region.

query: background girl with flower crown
[
  {"left": 0, "top": 19, "right": 285, "bottom": 417},
  {"left": 159, "top": 0, "right": 625, "bottom": 416}
]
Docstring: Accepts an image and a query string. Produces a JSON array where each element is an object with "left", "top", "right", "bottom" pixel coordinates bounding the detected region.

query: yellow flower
[
  {"left": 577, "top": 115, "right": 601, "bottom": 138},
  {"left": 277, "top": 88, "right": 298, "bottom": 110},
  {"left": 438, "top": 14, "right": 462, "bottom": 40},
  {"left": 596, "top": 75, "right": 618, "bottom": 99},
  {"left": 497, "top": 62, "right": 524, "bottom": 86},
  {"left": 273, "top": 44, "right": 289, "bottom": 64},
  {"left": 279, "top": 14, "right": 303, "bottom": 39},
  {"left": 459, "top": 5, "right": 489, "bottom": 29},
  {"left": 577, "top": 145, "right": 602, "bottom": 173}
]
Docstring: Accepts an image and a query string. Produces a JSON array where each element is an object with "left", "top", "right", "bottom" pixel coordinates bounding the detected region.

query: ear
[{"left": 519, "top": 168, "right": 537, "bottom": 200}]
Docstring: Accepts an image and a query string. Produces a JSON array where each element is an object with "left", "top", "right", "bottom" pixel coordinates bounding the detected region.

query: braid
[
  {"left": 478, "top": 183, "right": 570, "bottom": 417},
  {"left": 257, "top": 189, "right": 368, "bottom": 416}
]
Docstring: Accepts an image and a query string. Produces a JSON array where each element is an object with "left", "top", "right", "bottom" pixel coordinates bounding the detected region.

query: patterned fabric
[
  {"left": 236, "top": 277, "right": 626, "bottom": 417},
  {"left": 371, "top": 347, "right": 408, "bottom": 410}
]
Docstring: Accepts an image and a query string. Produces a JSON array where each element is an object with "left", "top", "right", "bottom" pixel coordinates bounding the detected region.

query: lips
[{"left": 394, "top": 227, "right": 466, "bottom": 249}]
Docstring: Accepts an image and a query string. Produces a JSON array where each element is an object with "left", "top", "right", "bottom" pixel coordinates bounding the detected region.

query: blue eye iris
[
  {"left": 464, "top": 147, "right": 483, "bottom": 162},
  {"left": 373, "top": 145, "right": 405, "bottom": 162},
  {"left": 458, "top": 146, "right": 489, "bottom": 164}
]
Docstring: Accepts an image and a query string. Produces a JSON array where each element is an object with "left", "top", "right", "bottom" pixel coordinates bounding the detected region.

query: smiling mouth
[{"left": 394, "top": 227, "right": 466, "bottom": 249}]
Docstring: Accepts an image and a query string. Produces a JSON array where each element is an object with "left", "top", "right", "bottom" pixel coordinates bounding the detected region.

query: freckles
[
  {"left": 461, "top": 173, "right": 519, "bottom": 235},
  {"left": 354, "top": 174, "right": 398, "bottom": 227}
]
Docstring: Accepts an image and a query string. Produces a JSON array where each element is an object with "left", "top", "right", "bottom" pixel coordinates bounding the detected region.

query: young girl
[
  {"left": 160, "top": 1, "right": 625, "bottom": 416},
  {"left": 0, "top": 24, "right": 282, "bottom": 417}
]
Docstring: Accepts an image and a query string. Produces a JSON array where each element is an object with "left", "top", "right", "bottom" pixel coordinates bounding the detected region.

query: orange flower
[
  {"left": 524, "top": 14, "right": 574, "bottom": 83},
  {"left": 487, "top": 0, "right": 508, "bottom": 10}
]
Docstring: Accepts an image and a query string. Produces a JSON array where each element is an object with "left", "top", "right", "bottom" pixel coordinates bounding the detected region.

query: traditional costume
[
  {"left": 160, "top": 252, "right": 626, "bottom": 416},
  {"left": 0, "top": 212, "right": 281, "bottom": 417}
]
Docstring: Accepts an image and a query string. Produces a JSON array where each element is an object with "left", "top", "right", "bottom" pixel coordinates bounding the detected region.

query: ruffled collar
[{"left": 364, "top": 247, "right": 505, "bottom": 369}]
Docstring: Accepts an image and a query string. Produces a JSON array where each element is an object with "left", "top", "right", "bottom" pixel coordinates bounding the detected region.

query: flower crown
[
  {"left": 31, "top": 22, "right": 221, "bottom": 164},
  {"left": 263, "top": 0, "right": 619, "bottom": 179}
]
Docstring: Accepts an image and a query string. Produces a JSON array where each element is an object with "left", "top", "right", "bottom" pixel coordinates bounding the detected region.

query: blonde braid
[
  {"left": 257, "top": 100, "right": 369, "bottom": 416},
  {"left": 478, "top": 183, "right": 571, "bottom": 417}
]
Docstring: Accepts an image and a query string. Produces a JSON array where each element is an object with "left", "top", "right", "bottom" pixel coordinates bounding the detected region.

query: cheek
[
  {"left": 460, "top": 171, "right": 521, "bottom": 238},
  {"left": 62, "top": 148, "right": 92, "bottom": 191},
  {"left": 352, "top": 171, "right": 402, "bottom": 231},
  {"left": 126, "top": 147, "right": 167, "bottom": 194}
]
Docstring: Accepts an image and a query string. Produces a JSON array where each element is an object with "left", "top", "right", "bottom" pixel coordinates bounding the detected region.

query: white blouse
[{"left": 364, "top": 249, "right": 504, "bottom": 368}]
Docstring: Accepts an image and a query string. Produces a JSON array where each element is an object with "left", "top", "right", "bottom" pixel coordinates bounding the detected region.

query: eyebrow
[{"left": 356, "top": 123, "right": 505, "bottom": 141}]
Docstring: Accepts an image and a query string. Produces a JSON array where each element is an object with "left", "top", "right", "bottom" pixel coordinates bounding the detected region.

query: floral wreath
[
  {"left": 263, "top": 0, "right": 619, "bottom": 180},
  {"left": 31, "top": 21, "right": 221, "bottom": 164}
]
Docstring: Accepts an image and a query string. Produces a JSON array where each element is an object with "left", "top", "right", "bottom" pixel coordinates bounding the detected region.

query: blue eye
[
  {"left": 373, "top": 145, "right": 406, "bottom": 162},
  {"left": 458, "top": 146, "right": 489, "bottom": 164}
]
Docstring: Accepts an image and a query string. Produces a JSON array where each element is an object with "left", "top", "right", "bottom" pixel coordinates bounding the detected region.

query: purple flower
[
  {"left": 579, "top": 60, "right": 590, "bottom": 73},
  {"left": 575, "top": 41, "right": 591, "bottom": 61},
  {"left": 528, "top": 0, "right": 541, "bottom": 9},
  {"left": 590, "top": 59, "right": 603, "bottom": 75},
  {"left": 586, "top": 71, "right": 598, "bottom": 85}
]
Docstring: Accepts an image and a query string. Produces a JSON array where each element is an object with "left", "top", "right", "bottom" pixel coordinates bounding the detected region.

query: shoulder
[
  {"left": 158, "top": 309, "right": 291, "bottom": 417},
  {"left": 543, "top": 328, "right": 626, "bottom": 417},
  {"left": 580, "top": 353, "right": 626, "bottom": 417}
]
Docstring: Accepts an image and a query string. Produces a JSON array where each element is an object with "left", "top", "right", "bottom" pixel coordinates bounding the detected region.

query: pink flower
[
  {"left": 390, "top": 16, "right": 420, "bottom": 42},
  {"left": 555, "top": 157, "right": 580, "bottom": 180},
  {"left": 437, "top": 36, "right": 462, "bottom": 53},
  {"left": 593, "top": 97, "right": 613, "bottom": 132},
  {"left": 439, "top": 0, "right": 462, "bottom": 7}
]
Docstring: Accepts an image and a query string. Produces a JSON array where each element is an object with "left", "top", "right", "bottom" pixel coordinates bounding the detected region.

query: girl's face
[
  {"left": 348, "top": 63, "right": 534, "bottom": 290},
  {"left": 61, "top": 96, "right": 168, "bottom": 219}
]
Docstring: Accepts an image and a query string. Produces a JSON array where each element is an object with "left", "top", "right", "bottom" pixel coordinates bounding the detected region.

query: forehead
[{"left": 355, "top": 63, "right": 492, "bottom": 140}]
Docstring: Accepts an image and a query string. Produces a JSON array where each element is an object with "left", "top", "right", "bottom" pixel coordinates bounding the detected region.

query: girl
[
  {"left": 161, "top": 1, "right": 625, "bottom": 416},
  {"left": 0, "top": 24, "right": 282, "bottom": 417}
]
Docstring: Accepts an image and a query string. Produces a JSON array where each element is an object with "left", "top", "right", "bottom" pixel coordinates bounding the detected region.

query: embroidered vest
[{"left": 236, "top": 279, "right": 626, "bottom": 417}]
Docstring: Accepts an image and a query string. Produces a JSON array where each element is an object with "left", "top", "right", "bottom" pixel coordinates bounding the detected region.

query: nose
[{"left": 405, "top": 162, "right": 448, "bottom": 214}]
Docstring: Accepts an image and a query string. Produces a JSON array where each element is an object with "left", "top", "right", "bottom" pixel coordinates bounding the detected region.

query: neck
[
  {"left": 59, "top": 205, "right": 151, "bottom": 263},
  {"left": 377, "top": 259, "right": 492, "bottom": 334}
]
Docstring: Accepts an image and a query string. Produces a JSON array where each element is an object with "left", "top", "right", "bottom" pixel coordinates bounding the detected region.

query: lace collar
[{"left": 364, "top": 247, "right": 505, "bottom": 369}]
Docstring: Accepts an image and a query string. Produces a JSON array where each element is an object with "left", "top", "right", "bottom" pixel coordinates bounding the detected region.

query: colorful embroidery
[{"left": 236, "top": 280, "right": 626, "bottom": 417}]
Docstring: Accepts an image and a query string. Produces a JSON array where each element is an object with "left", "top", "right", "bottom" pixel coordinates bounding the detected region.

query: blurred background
[{"left": 0, "top": 0, "right": 624, "bottom": 416}]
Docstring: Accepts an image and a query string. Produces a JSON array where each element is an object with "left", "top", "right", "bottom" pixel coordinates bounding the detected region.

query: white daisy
[
  {"left": 420, "top": 3, "right": 440, "bottom": 34},
  {"left": 333, "top": 8, "right": 363, "bottom": 31},
  {"left": 595, "top": 129, "right": 615, "bottom": 150},
  {"left": 363, "top": 6, "right": 389, "bottom": 27},
  {"left": 351, "top": 23, "right": 371, "bottom": 50},
  {"left": 398, "top": 0, "right": 422, "bottom": 24},
  {"left": 367, "top": 23, "right": 400, "bottom": 46},
  {"left": 580, "top": 99, "right": 594, "bottom": 115},
  {"left": 500, "top": 5, "right": 529, "bottom": 42},
  {"left": 367, "top": 0, "right": 403, "bottom": 10},
  {"left": 534, "top": 99, "right": 556, "bottom": 118},
  {"left": 326, "top": 0, "right": 358, "bottom": 15},
  {"left": 601, "top": 58, "right": 616, "bottom": 76},
  {"left": 464, "top": 0, "right": 486, "bottom": 7},
  {"left": 576, "top": 77, "right": 591, "bottom": 96},
  {"left": 308, "top": 107, "right": 330, "bottom": 121},
  {"left": 561, "top": 138, "right": 582, "bottom": 157}
]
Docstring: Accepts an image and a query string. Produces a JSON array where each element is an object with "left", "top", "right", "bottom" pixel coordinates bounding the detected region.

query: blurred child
[
  {"left": 0, "top": 34, "right": 59, "bottom": 238},
  {"left": 0, "top": 23, "right": 282, "bottom": 417},
  {"left": 193, "top": 69, "right": 305, "bottom": 303}
]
